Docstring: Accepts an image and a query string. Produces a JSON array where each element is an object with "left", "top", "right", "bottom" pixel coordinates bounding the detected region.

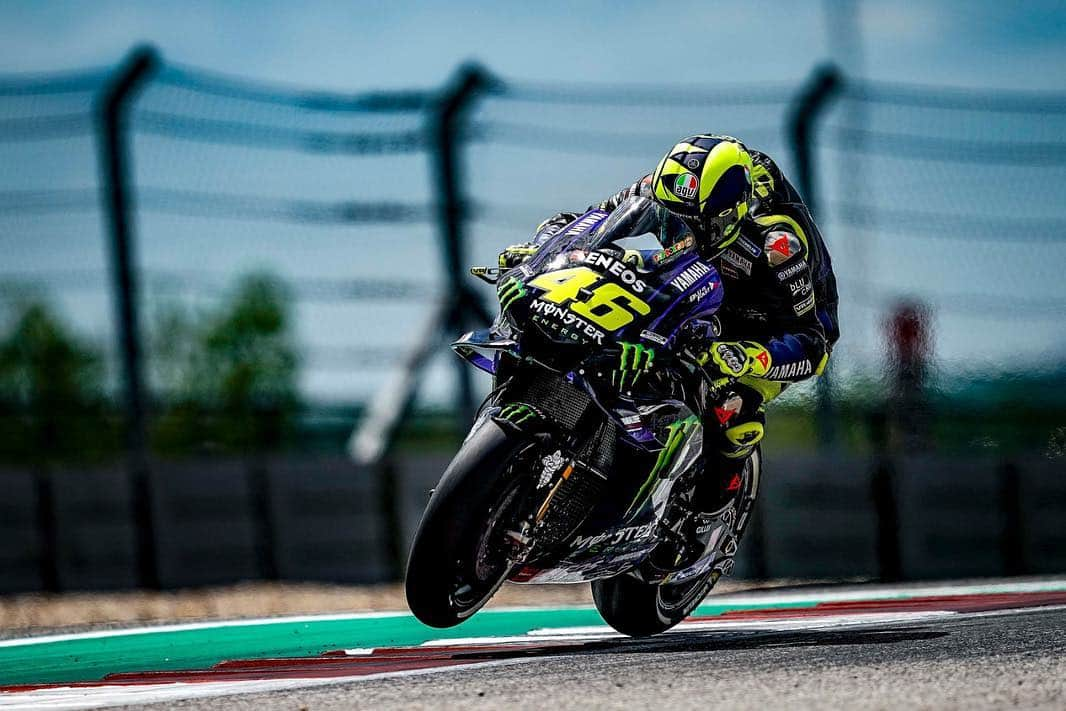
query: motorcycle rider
[{"left": 499, "top": 135, "right": 840, "bottom": 547}]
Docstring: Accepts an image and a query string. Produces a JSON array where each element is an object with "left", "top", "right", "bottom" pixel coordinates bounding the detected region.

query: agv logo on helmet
[{"left": 674, "top": 173, "right": 699, "bottom": 199}]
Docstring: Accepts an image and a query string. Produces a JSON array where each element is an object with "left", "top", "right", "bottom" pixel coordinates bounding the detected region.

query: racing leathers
[{"left": 505, "top": 149, "right": 840, "bottom": 513}]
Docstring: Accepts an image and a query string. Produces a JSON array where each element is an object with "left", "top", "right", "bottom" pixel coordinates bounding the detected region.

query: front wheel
[
  {"left": 405, "top": 420, "right": 536, "bottom": 628},
  {"left": 592, "top": 570, "right": 717, "bottom": 637}
]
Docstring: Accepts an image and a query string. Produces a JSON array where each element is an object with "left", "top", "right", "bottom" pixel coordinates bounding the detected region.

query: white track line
[{"left": 0, "top": 658, "right": 535, "bottom": 710}]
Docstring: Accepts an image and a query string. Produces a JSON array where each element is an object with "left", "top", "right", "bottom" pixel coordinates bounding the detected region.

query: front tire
[
  {"left": 592, "top": 570, "right": 717, "bottom": 637},
  {"left": 405, "top": 421, "right": 535, "bottom": 628}
]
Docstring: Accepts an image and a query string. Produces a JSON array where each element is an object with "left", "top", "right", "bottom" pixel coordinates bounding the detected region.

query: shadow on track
[{"left": 447, "top": 626, "right": 950, "bottom": 665}]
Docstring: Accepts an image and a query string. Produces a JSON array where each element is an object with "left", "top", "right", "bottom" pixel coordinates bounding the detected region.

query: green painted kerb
[{"left": 0, "top": 600, "right": 813, "bottom": 687}]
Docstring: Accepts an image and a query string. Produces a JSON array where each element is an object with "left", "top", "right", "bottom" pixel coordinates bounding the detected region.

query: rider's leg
[{"left": 693, "top": 378, "right": 785, "bottom": 513}]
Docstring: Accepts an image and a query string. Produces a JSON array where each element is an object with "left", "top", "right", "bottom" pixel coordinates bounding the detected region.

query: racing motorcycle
[{"left": 405, "top": 196, "right": 760, "bottom": 637}]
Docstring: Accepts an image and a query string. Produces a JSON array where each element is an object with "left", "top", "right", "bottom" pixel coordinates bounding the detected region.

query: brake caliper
[{"left": 613, "top": 341, "right": 655, "bottom": 391}]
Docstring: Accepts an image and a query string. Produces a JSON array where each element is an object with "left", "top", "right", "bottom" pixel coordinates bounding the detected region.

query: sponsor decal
[
  {"left": 719, "top": 263, "right": 740, "bottom": 280},
  {"left": 735, "top": 235, "right": 762, "bottom": 258},
  {"left": 788, "top": 277, "right": 813, "bottom": 297},
  {"left": 714, "top": 394, "right": 743, "bottom": 424},
  {"left": 726, "top": 473, "right": 743, "bottom": 491},
  {"left": 766, "top": 231, "right": 801, "bottom": 267},
  {"left": 615, "top": 341, "right": 656, "bottom": 390},
  {"left": 651, "top": 234, "right": 694, "bottom": 265},
  {"left": 499, "top": 403, "right": 537, "bottom": 425},
  {"left": 538, "top": 450, "right": 566, "bottom": 488},
  {"left": 775, "top": 259, "right": 809, "bottom": 281},
  {"left": 767, "top": 359, "right": 813, "bottom": 379},
  {"left": 688, "top": 281, "right": 716, "bottom": 303},
  {"left": 770, "top": 233, "right": 792, "bottom": 258},
  {"left": 563, "top": 211, "right": 607, "bottom": 236},
  {"left": 720, "top": 249, "right": 753, "bottom": 276},
  {"left": 497, "top": 276, "right": 526, "bottom": 311},
  {"left": 529, "top": 300, "right": 606, "bottom": 344},
  {"left": 715, "top": 343, "right": 746, "bottom": 374},
  {"left": 794, "top": 292, "right": 816, "bottom": 316},
  {"left": 685, "top": 157, "right": 701, "bottom": 169},
  {"left": 572, "top": 522, "right": 656, "bottom": 551},
  {"left": 674, "top": 173, "right": 699, "bottom": 200},
  {"left": 754, "top": 349, "right": 770, "bottom": 369},
  {"left": 584, "top": 251, "right": 648, "bottom": 293},
  {"left": 670, "top": 260, "right": 712, "bottom": 291},
  {"left": 640, "top": 329, "right": 668, "bottom": 346}
]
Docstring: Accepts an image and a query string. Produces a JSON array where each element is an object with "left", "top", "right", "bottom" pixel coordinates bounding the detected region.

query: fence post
[
  {"left": 430, "top": 63, "right": 493, "bottom": 427},
  {"left": 95, "top": 45, "right": 159, "bottom": 587},
  {"left": 787, "top": 64, "right": 843, "bottom": 449}
]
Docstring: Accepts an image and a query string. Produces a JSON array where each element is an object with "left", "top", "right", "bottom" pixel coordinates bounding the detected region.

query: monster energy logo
[
  {"left": 498, "top": 276, "right": 526, "bottom": 311},
  {"left": 613, "top": 341, "right": 655, "bottom": 391},
  {"left": 626, "top": 415, "right": 700, "bottom": 516},
  {"left": 500, "top": 403, "right": 537, "bottom": 425}
]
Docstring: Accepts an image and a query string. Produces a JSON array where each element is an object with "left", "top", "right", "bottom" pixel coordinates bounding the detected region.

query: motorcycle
[{"left": 405, "top": 196, "right": 760, "bottom": 637}]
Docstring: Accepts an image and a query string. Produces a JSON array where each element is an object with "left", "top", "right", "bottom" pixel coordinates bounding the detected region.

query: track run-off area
[{"left": 1, "top": 578, "right": 1065, "bottom": 709}]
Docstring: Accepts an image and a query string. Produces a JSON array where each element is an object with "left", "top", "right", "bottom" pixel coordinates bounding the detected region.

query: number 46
[{"left": 528, "top": 267, "right": 651, "bottom": 331}]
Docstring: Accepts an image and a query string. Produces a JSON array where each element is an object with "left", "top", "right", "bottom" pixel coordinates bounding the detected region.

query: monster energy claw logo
[
  {"left": 500, "top": 403, "right": 537, "bottom": 425},
  {"left": 626, "top": 414, "right": 700, "bottom": 516},
  {"left": 614, "top": 341, "right": 655, "bottom": 390},
  {"left": 497, "top": 276, "right": 526, "bottom": 311}
]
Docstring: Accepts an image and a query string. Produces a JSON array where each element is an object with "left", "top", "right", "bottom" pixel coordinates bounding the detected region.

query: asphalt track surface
[
  {"left": 2, "top": 579, "right": 1064, "bottom": 709},
  {"left": 189, "top": 607, "right": 1066, "bottom": 711}
]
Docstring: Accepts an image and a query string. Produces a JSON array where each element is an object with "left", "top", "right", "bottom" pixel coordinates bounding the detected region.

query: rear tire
[
  {"left": 405, "top": 421, "right": 535, "bottom": 628},
  {"left": 592, "top": 570, "right": 716, "bottom": 637}
]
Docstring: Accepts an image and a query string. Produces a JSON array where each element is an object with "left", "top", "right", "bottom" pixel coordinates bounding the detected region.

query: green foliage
[
  {"left": 151, "top": 273, "right": 300, "bottom": 454},
  {"left": 0, "top": 300, "right": 119, "bottom": 464}
]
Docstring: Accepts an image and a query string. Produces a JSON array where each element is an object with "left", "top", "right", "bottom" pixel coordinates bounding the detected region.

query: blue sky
[
  {"left": 2, "top": 1, "right": 1065, "bottom": 404},
  {"left": 2, "top": 1, "right": 1065, "bottom": 90}
]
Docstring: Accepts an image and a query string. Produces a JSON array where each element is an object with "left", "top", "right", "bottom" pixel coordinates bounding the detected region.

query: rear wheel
[
  {"left": 405, "top": 421, "right": 537, "bottom": 628},
  {"left": 592, "top": 569, "right": 716, "bottom": 637}
]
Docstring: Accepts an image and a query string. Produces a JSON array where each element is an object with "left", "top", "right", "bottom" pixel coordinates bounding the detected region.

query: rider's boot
[{"left": 680, "top": 446, "right": 760, "bottom": 575}]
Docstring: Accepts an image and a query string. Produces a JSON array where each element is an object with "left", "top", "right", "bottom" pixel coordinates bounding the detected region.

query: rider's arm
[{"left": 757, "top": 224, "right": 830, "bottom": 382}]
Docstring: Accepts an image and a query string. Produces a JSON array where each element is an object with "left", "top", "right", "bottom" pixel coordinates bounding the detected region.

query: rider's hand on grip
[{"left": 498, "top": 243, "right": 538, "bottom": 269}]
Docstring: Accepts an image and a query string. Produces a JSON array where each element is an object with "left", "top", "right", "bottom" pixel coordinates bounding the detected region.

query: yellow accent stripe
[
  {"left": 751, "top": 163, "right": 774, "bottom": 199},
  {"left": 815, "top": 352, "right": 829, "bottom": 376},
  {"left": 653, "top": 156, "right": 690, "bottom": 204}
]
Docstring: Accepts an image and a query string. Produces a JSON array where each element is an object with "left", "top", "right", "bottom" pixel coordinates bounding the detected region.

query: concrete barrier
[
  {"left": 895, "top": 457, "right": 1004, "bottom": 580},
  {"left": 757, "top": 453, "right": 879, "bottom": 578},
  {"left": 50, "top": 467, "right": 140, "bottom": 590},
  {"left": 1017, "top": 456, "right": 1066, "bottom": 574},
  {"left": 149, "top": 460, "right": 260, "bottom": 588},
  {"left": 0, "top": 470, "right": 42, "bottom": 593},
  {"left": 266, "top": 458, "right": 389, "bottom": 583}
]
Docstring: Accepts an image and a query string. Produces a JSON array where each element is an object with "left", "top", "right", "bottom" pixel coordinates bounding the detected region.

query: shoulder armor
[{"left": 763, "top": 229, "right": 804, "bottom": 267}]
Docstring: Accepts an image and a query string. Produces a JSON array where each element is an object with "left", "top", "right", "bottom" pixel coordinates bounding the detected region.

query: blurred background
[{"left": 1, "top": 0, "right": 1065, "bottom": 599}]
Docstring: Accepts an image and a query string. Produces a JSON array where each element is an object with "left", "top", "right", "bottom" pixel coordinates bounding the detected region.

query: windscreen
[
  {"left": 591, "top": 196, "right": 695, "bottom": 253},
  {"left": 521, "top": 196, "right": 696, "bottom": 275}
]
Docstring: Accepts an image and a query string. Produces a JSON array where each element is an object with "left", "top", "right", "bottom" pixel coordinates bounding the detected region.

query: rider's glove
[
  {"left": 498, "top": 243, "right": 538, "bottom": 269},
  {"left": 697, "top": 341, "right": 772, "bottom": 378}
]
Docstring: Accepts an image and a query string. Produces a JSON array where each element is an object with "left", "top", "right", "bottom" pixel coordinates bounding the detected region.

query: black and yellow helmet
[{"left": 651, "top": 134, "right": 754, "bottom": 254}]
